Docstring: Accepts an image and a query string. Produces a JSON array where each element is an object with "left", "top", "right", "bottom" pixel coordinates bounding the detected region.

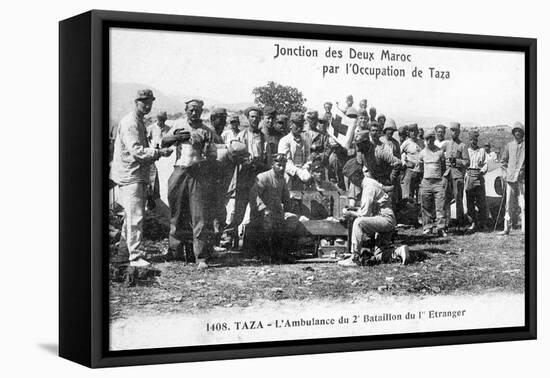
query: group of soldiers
[{"left": 110, "top": 90, "right": 526, "bottom": 269}]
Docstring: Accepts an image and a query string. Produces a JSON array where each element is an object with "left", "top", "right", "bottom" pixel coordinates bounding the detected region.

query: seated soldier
[
  {"left": 339, "top": 158, "right": 409, "bottom": 266},
  {"left": 246, "top": 153, "right": 300, "bottom": 262},
  {"left": 305, "top": 159, "right": 342, "bottom": 193}
]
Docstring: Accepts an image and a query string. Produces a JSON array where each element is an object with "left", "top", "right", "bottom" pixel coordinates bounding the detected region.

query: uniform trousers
[
  {"left": 504, "top": 181, "right": 525, "bottom": 232},
  {"left": 401, "top": 168, "right": 421, "bottom": 201},
  {"left": 168, "top": 165, "right": 214, "bottom": 262},
  {"left": 116, "top": 182, "right": 146, "bottom": 262},
  {"left": 449, "top": 177, "right": 466, "bottom": 226},
  {"left": 351, "top": 214, "right": 396, "bottom": 262},
  {"left": 420, "top": 178, "right": 446, "bottom": 231}
]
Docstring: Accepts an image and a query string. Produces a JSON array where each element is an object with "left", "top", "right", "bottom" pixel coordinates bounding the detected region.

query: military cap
[
  {"left": 398, "top": 125, "right": 409, "bottom": 134},
  {"left": 185, "top": 99, "right": 204, "bottom": 108},
  {"left": 272, "top": 153, "right": 288, "bottom": 163},
  {"left": 310, "top": 159, "right": 324, "bottom": 172},
  {"left": 342, "top": 158, "right": 363, "bottom": 179},
  {"left": 157, "top": 111, "right": 168, "bottom": 120},
  {"left": 290, "top": 112, "right": 305, "bottom": 124},
  {"left": 383, "top": 118, "right": 397, "bottom": 132},
  {"left": 434, "top": 124, "right": 446, "bottom": 132},
  {"left": 359, "top": 99, "right": 368, "bottom": 107},
  {"left": 136, "top": 89, "right": 156, "bottom": 101},
  {"left": 512, "top": 121, "right": 525, "bottom": 135},
  {"left": 228, "top": 113, "right": 240, "bottom": 123},
  {"left": 244, "top": 106, "right": 263, "bottom": 118},
  {"left": 211, "top": 107, "right": 228, "bottom": 116},
  {"left": 484, "top": 142, "right": 491, "bottom": 147},
  {"left": 306, "top": 109, "right": 319, "bottom": 119},
  {"left": 228, "top": 140, "right": 249, "bottom": 158},
  {"left": 346, "top": 108, "right": 358, "bottom": 118},
  {"left": 263, "top": 106, "right": 276, "bottom": 116},
  {"left": 408, "top": 123, "right": 419, "bottom": 131},
  {"left": 449, "top": 122, "right": 461, "bottom": 130},
  {"left": 377, "top": 114, "right": 386, "bottom": 122},
  {"left": 469, "top": 130, "right": 480, "bottom": 139},
  {"left": 346, "top": 94, "right": 354, "bottom": 100},
  {"left": 324, "top": 101, "right": 333, "bottom": 106},
  {"left": 424, "top": 129, "right": 436, "bottom": 139},
  {"left": 276, "top": 114, "right": 289, "bottom": 122}
]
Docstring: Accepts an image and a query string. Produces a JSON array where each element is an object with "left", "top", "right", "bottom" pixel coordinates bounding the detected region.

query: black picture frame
[{"left": 59, "top": 9, "right": 537, "bottom": 368}]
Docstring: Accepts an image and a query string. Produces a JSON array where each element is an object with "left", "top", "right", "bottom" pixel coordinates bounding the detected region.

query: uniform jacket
[
  {"left": 501, "top": 139, "right": 525, "bottom": 183},
  {"left": 110, "top": 111, "right": 159, "bottom": 185}
]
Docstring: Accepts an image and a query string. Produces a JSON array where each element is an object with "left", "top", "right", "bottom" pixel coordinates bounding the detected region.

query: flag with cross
[{"left": 327, "top": 108, "right": 357, "bottom": 149}]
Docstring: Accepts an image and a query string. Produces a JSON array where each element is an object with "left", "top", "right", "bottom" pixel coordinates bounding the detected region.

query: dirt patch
[{"left": 109, "top": 228, "right": 524, "bottom": 321}]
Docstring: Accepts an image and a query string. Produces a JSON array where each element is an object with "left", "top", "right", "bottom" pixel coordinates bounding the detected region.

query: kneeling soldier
[{"left": 339, "top": 159, "right": 409, "bottom": 266}]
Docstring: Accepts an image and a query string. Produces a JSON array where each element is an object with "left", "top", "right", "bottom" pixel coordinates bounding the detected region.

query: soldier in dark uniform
[
  {"left": 305, "top": 109, "right": 330, "bottom": 166},
  {"left": 246, "top": 153, "right": 298, "bottom": 261},
  {"left": 162, "top": 99, "right": 218, "bottom": 269},
  {"left": 209, "top": 107, "right": 227, "bottom": 143}
]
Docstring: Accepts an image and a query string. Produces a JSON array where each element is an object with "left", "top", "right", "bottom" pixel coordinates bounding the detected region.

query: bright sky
[{"left": 110, "top": 27, "right": 525, "bottom": 126}]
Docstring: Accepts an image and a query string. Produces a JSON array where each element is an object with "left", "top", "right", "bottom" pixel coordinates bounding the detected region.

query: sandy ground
[{"left": 110, "top": 291, "right": 524, "bottom": 351}]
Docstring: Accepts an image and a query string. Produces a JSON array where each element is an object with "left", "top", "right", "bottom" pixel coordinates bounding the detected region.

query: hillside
[{"left": 110, "top": 83, "right": 186, "bottom": 126}]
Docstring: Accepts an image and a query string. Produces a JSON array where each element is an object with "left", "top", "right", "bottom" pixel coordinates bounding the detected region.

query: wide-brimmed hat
[
  {"left": 383, "top": 119, "right": 397, "bottom": 132},
  {"left": 511, "top": 121, "right": 525, "bottom": 135}
]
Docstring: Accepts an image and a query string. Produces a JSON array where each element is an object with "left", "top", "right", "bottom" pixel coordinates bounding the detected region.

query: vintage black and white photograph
[{"left": 107, "top": 27, "right": 527, "bottom": 351}]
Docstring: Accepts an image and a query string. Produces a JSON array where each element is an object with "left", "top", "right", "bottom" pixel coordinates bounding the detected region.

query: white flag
[{"left": 327, "top": 108, "right": 357, "bottom": 149}]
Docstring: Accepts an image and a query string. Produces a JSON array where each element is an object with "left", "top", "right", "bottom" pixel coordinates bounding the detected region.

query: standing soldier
[
  {"left": 418, "top": 129, "right": 447, "bottom": 236},
  {"left": 162, "top": 99, "right": 217, "bottom": 269},
  {"left": 260, "top": 106, "right": 278, "bottom": 159},
  {"left": 146, "top": 110, "right": 173, "bottom": 209},
  {"left": 238, "top": 106, "right": 267, "bottom": 169},
  {"left": 499, "top": 122, "right": 526, "bottom": 235},
  {"left": 356, "top": 108, "right": 370, "bottom": 131},
  {"left": 380, "top": 119, "right": 400, "bottom": 158},
  {"left": 147, "top": 111, "right": 172, "bottom": 148},
  {"left": 369, "top": 107, "right": 377, "bottom": 123},
  {"left": 398, "top": 124, "right": 409, "bottom": 145},
  {"left": 377, "top": 114, "right": 386, "bottom": 127},
  {"left": 209, "top": 107, "right": 227, "bottom": 143},
  {"left": 110, "top": 89, "right": 172, "bottom": 267},
  {"left": 323, "top": 101, "right": 333, "bottom": 120},
  {"left": 217, "top": 141, "right": 251, "bottom": 249},
  {"left": 337, "top": 94, "right": 357, "bottom": 116},
  {"left": 278, "top": 112, "right": 312, "bottom": 190},
  {"left": 444, "top": 122, "right": 470, "bottom": 230},
  {"left": 434, "top": 124, "right": 451, "bottom": 223},
  {"left": 221, "top": 113, "right": 241, "bottom": 144},
  {"left": 305, "top": 109, "right": 330, "bottom": 165},
  {"left": 465, "top": 130, "right": 488, "bottom": 232},
  {"left": 359, "top": 99, "right": 368, "bottom": 114},
  {"left": 434, "top": 124, "right": 448, "bottom": 149},
  {"left": 380, "top": 119, "right": 402, "bottom": 205},
  {"left": 400, "top": 123, "right": 423, "bottom": 203}
]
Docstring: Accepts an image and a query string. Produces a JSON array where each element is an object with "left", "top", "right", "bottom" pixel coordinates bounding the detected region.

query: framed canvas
[{"left": 59, "top": 9, "right": 536, "bottom": 368}]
